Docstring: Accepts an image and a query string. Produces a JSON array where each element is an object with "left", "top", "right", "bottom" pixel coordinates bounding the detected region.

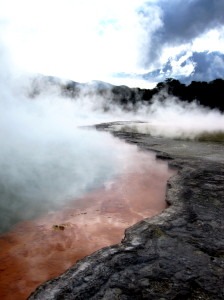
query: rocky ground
[{"left": 29, "top": 123, "right": 224, "bottom": 300}]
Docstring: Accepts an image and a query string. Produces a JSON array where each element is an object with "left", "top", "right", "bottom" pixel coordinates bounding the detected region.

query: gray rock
[{"left": 29, "top": 128, "right": 224, "bottom": 300}]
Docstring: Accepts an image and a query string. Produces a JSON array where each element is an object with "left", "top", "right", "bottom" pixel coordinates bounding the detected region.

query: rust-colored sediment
[{"left": 0, "top": 150, "right": 175, "bottom": 300}]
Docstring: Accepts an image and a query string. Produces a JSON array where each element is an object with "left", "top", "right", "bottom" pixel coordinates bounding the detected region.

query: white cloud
[
  {"left": 0, "top": 0, "right": 224, "bottom": 85},
  {"left": 192, "top": 27, "right": 224, "bottom": 53},
  {"left": 0, "top": 0, "right": 162, "bottom": 82},
  {"left": 168, "top": 51, "right": 195, "bottom": 77}
]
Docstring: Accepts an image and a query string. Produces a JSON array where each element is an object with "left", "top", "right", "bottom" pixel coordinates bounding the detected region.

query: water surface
[{"left": 0, "top": 140, "right": 175, "bottom": 300}]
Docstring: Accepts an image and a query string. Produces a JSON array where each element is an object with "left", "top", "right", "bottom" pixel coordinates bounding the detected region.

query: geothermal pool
[{"left": 0, "top": 138, "right": 175, "bottom": 300}]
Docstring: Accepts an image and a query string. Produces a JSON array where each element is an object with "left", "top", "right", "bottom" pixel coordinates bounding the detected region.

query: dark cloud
[
  {"left": 141, "top": 0, "right": 224, "bottom": 67},
  {"left": 161, "top": 0, "right": 224, "bottom": 42},
  {"left": 186, "top": 51, "right": 224, "bottom": 82}
]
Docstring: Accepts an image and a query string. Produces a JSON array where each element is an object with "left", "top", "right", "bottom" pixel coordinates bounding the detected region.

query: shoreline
[
  {"left": 29, "top": 125, "right": 224, "bottom": 300},
  {"left": 0, "top": 137, "right": 174, "bottom": 300}
]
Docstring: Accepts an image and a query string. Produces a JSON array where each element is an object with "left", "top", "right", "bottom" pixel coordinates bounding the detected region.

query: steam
[
  {"left": 111, "top": 93, "right": 224, "bottom": 140},
  {"left": 1, "top": 64, "right": 224, "bottom": 234},
  {"left": 26, "top": 77, "right": 224, "bottom": 141},
  {"left": 0, "top": 69, "right": 134, "bottom": 233}
]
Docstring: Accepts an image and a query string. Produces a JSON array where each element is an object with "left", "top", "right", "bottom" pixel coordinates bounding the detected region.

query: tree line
[{"left": 109, "top": 78, "right": 224, "bottom": 112}]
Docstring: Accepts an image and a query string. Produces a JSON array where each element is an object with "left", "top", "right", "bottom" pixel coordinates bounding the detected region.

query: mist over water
[
  {"left": 0, "top": 73, "right": 131, "bottom": 233},
  {"left": 0, "top": 63, "right": 224, "bottom": 234}
]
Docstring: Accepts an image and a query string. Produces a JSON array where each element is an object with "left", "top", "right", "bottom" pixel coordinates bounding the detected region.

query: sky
[{"left": 0, "top": 0, "right": 224, "bottom": 87}]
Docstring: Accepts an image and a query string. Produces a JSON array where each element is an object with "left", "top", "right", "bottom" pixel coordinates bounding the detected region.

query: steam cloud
[
  {"left": 0, "top": 57, "right": 134, "bottom": 233},
  {"left": 1, "top": 65, "right": 224, "bottom": 234},
  {"left": 110, "top": 92, "right": 224, "bottom": 140}
]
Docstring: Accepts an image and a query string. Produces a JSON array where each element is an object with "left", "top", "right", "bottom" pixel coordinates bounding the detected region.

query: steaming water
[
  {"left": 0, "top": 111, "right": 134, "bottom": 234},
  {"left": 1, "top": 75, "right": 224, "bottom": 234},
  {"left": 0, "top": 61, "right": 224, "bottom": 300},
  {"left": 0, "top": 129, "right": 120, "bottom": 233},
  {"left": 0, "top": 80, "right": 127, "bottom": 234},
  {"left": 0, "top": 141, "right": 175, "bottom": 300},
  {"left": 0, "top": 79, "right": 178, "bottom": 299}
]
